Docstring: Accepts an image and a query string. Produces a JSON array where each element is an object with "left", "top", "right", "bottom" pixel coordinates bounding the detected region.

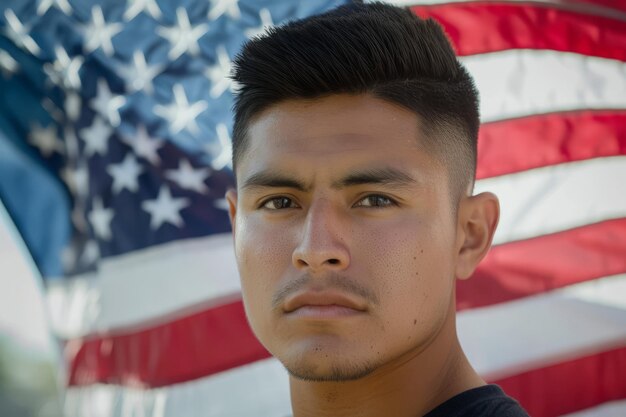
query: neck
[{"left": 289, "top": 303, "right": 485, "bottom": 417}]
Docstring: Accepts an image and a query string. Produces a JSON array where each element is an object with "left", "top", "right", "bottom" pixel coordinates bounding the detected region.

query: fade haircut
[{"left": 231, "top": 2, "right": 480, "bottom": 201}]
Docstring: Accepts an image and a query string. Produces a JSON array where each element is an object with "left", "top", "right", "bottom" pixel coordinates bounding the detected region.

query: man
[{"left": 225, "top": 3, "right": 530, "bottom": 416}]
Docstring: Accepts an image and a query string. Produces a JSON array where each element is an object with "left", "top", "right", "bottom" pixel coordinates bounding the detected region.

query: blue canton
[{"left": 0, "top": 0, "right": 350, "bottom": 279}]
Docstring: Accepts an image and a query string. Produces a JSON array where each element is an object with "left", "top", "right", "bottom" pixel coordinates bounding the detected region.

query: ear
[
  {"left": 455, "top": 192, "right": 499, "bottom": 280},
  {"left": 225, "top": 188, "right": 238, "bottom": 236}
]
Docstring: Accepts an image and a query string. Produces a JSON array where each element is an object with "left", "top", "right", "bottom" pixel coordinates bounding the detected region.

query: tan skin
[{"left": 226, "top": 94, "right": 499, "bottom": 417}]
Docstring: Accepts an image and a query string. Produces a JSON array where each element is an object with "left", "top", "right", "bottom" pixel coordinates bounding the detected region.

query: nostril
[{"left": 293, "top": 251, "right": 348, "bottom": 270}]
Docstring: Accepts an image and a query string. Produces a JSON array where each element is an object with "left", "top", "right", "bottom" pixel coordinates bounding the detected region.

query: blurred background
[
  {"left": 1, "top": 0, "right": 625, "bottom": 416},
  {"left": 0, "top": 203, "right": 63, "bottom": 417}
]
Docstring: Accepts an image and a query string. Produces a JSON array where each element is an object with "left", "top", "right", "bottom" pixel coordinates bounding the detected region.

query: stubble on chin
[{"left": 282, "top": 351, "right": 381, "bottom": 382}]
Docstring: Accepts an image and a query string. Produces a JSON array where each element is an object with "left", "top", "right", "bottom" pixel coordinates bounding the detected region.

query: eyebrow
[
  {"left": 240, "top": 171, "right": 311, "bottom": 192},
  {"left": 331, "top": 167, "right": 417, "bottom": 189},
  {"left": 240, "top": 167, "right": 417, "bottom": 192}
]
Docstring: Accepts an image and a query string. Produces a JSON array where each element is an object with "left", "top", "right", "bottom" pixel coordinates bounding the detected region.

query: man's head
[{"left": 226, "top": 3, "right": 498, "bottom": 383}]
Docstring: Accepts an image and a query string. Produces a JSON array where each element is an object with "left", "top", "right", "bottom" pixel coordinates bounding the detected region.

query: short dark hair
[{"left": 231, "top": 2, "right": 480, "bottom": 200}]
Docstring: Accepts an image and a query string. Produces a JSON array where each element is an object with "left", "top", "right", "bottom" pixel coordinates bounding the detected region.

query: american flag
[{"left": 0, "top": 0, "right": 624, "bottom": 416}]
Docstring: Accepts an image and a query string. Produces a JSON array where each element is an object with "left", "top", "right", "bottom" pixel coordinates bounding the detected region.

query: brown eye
[
  {"left": 355, "top": 194, "right": 396, "bottom": 208},
  {"left": 262, "top": 197, "right": 297, "bottom": 210}
]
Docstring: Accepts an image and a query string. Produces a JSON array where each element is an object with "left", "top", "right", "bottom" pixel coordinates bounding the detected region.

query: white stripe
[
  {"left": 561, "top": 400, "right": 626, "bottom": 417},
  {"left": 461, "top": 50, "right": 626, "bottom": 122},
  {"left": 475, "top": 156, "right": 626, "bottom": 245},
  {"left": 47, "top": 233, "right": 241, "bottom": 338},
  {"left": 376, "top": 0, "right": 626, "bottom": 15},
  {"left": 458, "top": 273, "right": 626, "bottom": 380},
  {"left": 63, "top": 358, "right": 291, "bottom": 417}
]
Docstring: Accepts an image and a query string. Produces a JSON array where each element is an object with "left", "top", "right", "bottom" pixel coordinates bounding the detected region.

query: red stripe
[
  {"left": 410, "top": 3, "right": 626, "bottom": 60},
  {"left": 67, "top": 219, "right": 626, "bottom": 387},
  {"left": 457, "top": 218, "right": 626, "bottom": 310},
  {"left": 492, "top": 345, "right": 626, "bottom": 417},
  {"left": 476, "top": 111, "right": 626, "bottom": 179},
  {"left": 66, "top": 300, "right": 270, "bottom": 387}
]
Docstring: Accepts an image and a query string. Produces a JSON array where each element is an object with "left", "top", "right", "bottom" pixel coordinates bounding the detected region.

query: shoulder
[{"left": 424, "top": 385, "right": 530, "bottom": 417}]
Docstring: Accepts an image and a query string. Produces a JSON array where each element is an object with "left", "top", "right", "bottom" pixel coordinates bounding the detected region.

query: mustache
[{"left": 271, "top": 274, "right": 379, "bottom": 310}]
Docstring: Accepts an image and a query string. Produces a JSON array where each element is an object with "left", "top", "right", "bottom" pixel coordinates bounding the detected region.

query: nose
[{"left": 292, "top": 199, "right": 350, "bottom": 273}]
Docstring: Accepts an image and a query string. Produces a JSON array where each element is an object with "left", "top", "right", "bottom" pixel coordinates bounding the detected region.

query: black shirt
[{"left": 424, "top": 385, "right": 530, "bottom": 417}]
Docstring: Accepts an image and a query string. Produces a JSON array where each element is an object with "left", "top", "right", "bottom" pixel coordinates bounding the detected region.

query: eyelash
[
  {"left": 259, "top": 194, "right": 398, "bottom": 210},
  {"left": 260, "top": 196, "right": 299, "bottom": 210},
  {"left": 354, "top": 194, "right": 397, "bottom": 208}
]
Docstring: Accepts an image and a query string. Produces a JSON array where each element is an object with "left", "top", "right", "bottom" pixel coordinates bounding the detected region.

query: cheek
[
  {"left": 235, "top": 216, "right": 294, "bottom": 308},
  {"left": 236, "top": 216, "right": 289, "bottom": 273},
  {"left": 360, "top": 218, "right": 456, "bottom": 331}
]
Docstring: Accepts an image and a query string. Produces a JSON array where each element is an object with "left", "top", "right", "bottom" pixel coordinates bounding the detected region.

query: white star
[
  {"left": 121, "top": 124, "right": 163, "bottom": 165},
  {"left": 142, "top": 186, "right": 190, "bottom": 230},
  {"left": 37, "top": 0, "right": 72, "bottom": 16},
  {"left": 124, "top": 0, "right": 162, "bottom": 21},
  {"left": 206, "top": 45, "right": 236, "bottom": 98},
  {"left": 213, "top": 198, "right": 229, "bottom": 211},
  {"left": 83, "top": 6, "right": 123, "bottom": 57},
  {"left": 157, "top": 8, "right": 209, "bottom": 60},
  {"left": 208, "top": 0, "right": 240, "bottom": 21},
  {"left": 205, "top": 123, "right": 232, "bottom": 171},
  {"left": 154, "top": 84, "right": 208, "bottom": 135},
  {"left": 88, "top": 197, "right": 114, "bottom": 240},
  {"left": 44, "top": 45, "right": 84, "bottom": 90},
  {"left": 61, "top": 164, "right": 89, "bottom": 197},
  {"left": 65, "top": 91, "right": 81, "bottom": 121},
  {"left": 0, "top": 50, "right": 18, "bottom": 78},
  {"left": 3, "top": 9, "right": 41, "bottom": 56},
  {"left": 90, "top": 78, "right": 126, "bottom": 126},
  {"left": 80, "top": 116, "right": 112, "bottom": 157},
  {"left": 63, "top": 126, "right": 80, "bottom": 160},
  {"left": 29, "top": 122, "right": 63, "bottom": 157},
  {"left": 74, "top": 165, "right": 89, "bottom": 197},
  {"left": 117, "top": 50, "right": 164, "bottom": 94},
  {"left": 166, "top": 159, "right": 210, "bottom": 193},
  {"left": 245, "top": 8, "right": 273, "bottom": 39},
  {"left": 107, "top": 154, "right": 143, "bottom": 193},
  {"left": 80, "top": 240, "right": 100, "bottom": 266}
]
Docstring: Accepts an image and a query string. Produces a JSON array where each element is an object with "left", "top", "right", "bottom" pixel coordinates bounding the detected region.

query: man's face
[{"left": 228, "top": 94, "right": 461, "bottom": 381}]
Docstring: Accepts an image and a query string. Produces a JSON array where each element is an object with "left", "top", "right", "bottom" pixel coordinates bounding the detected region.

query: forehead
[{"left": 238, "top": 94, "right": 443, "bottom": 184}]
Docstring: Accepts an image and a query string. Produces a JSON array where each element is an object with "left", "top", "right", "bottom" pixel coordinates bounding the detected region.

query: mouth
[{"left": 283, "top": 290, "right": 367, "bottom": 319}]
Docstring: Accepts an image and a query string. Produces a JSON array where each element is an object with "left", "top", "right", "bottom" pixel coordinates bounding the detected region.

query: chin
[{"left": 281, "top": 350, "right": 380, "bottom": 382}]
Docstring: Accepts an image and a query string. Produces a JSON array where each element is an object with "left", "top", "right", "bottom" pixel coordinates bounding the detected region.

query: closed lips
[{"left": 283, "top": 291, "right": 368, "bottom": 313}]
